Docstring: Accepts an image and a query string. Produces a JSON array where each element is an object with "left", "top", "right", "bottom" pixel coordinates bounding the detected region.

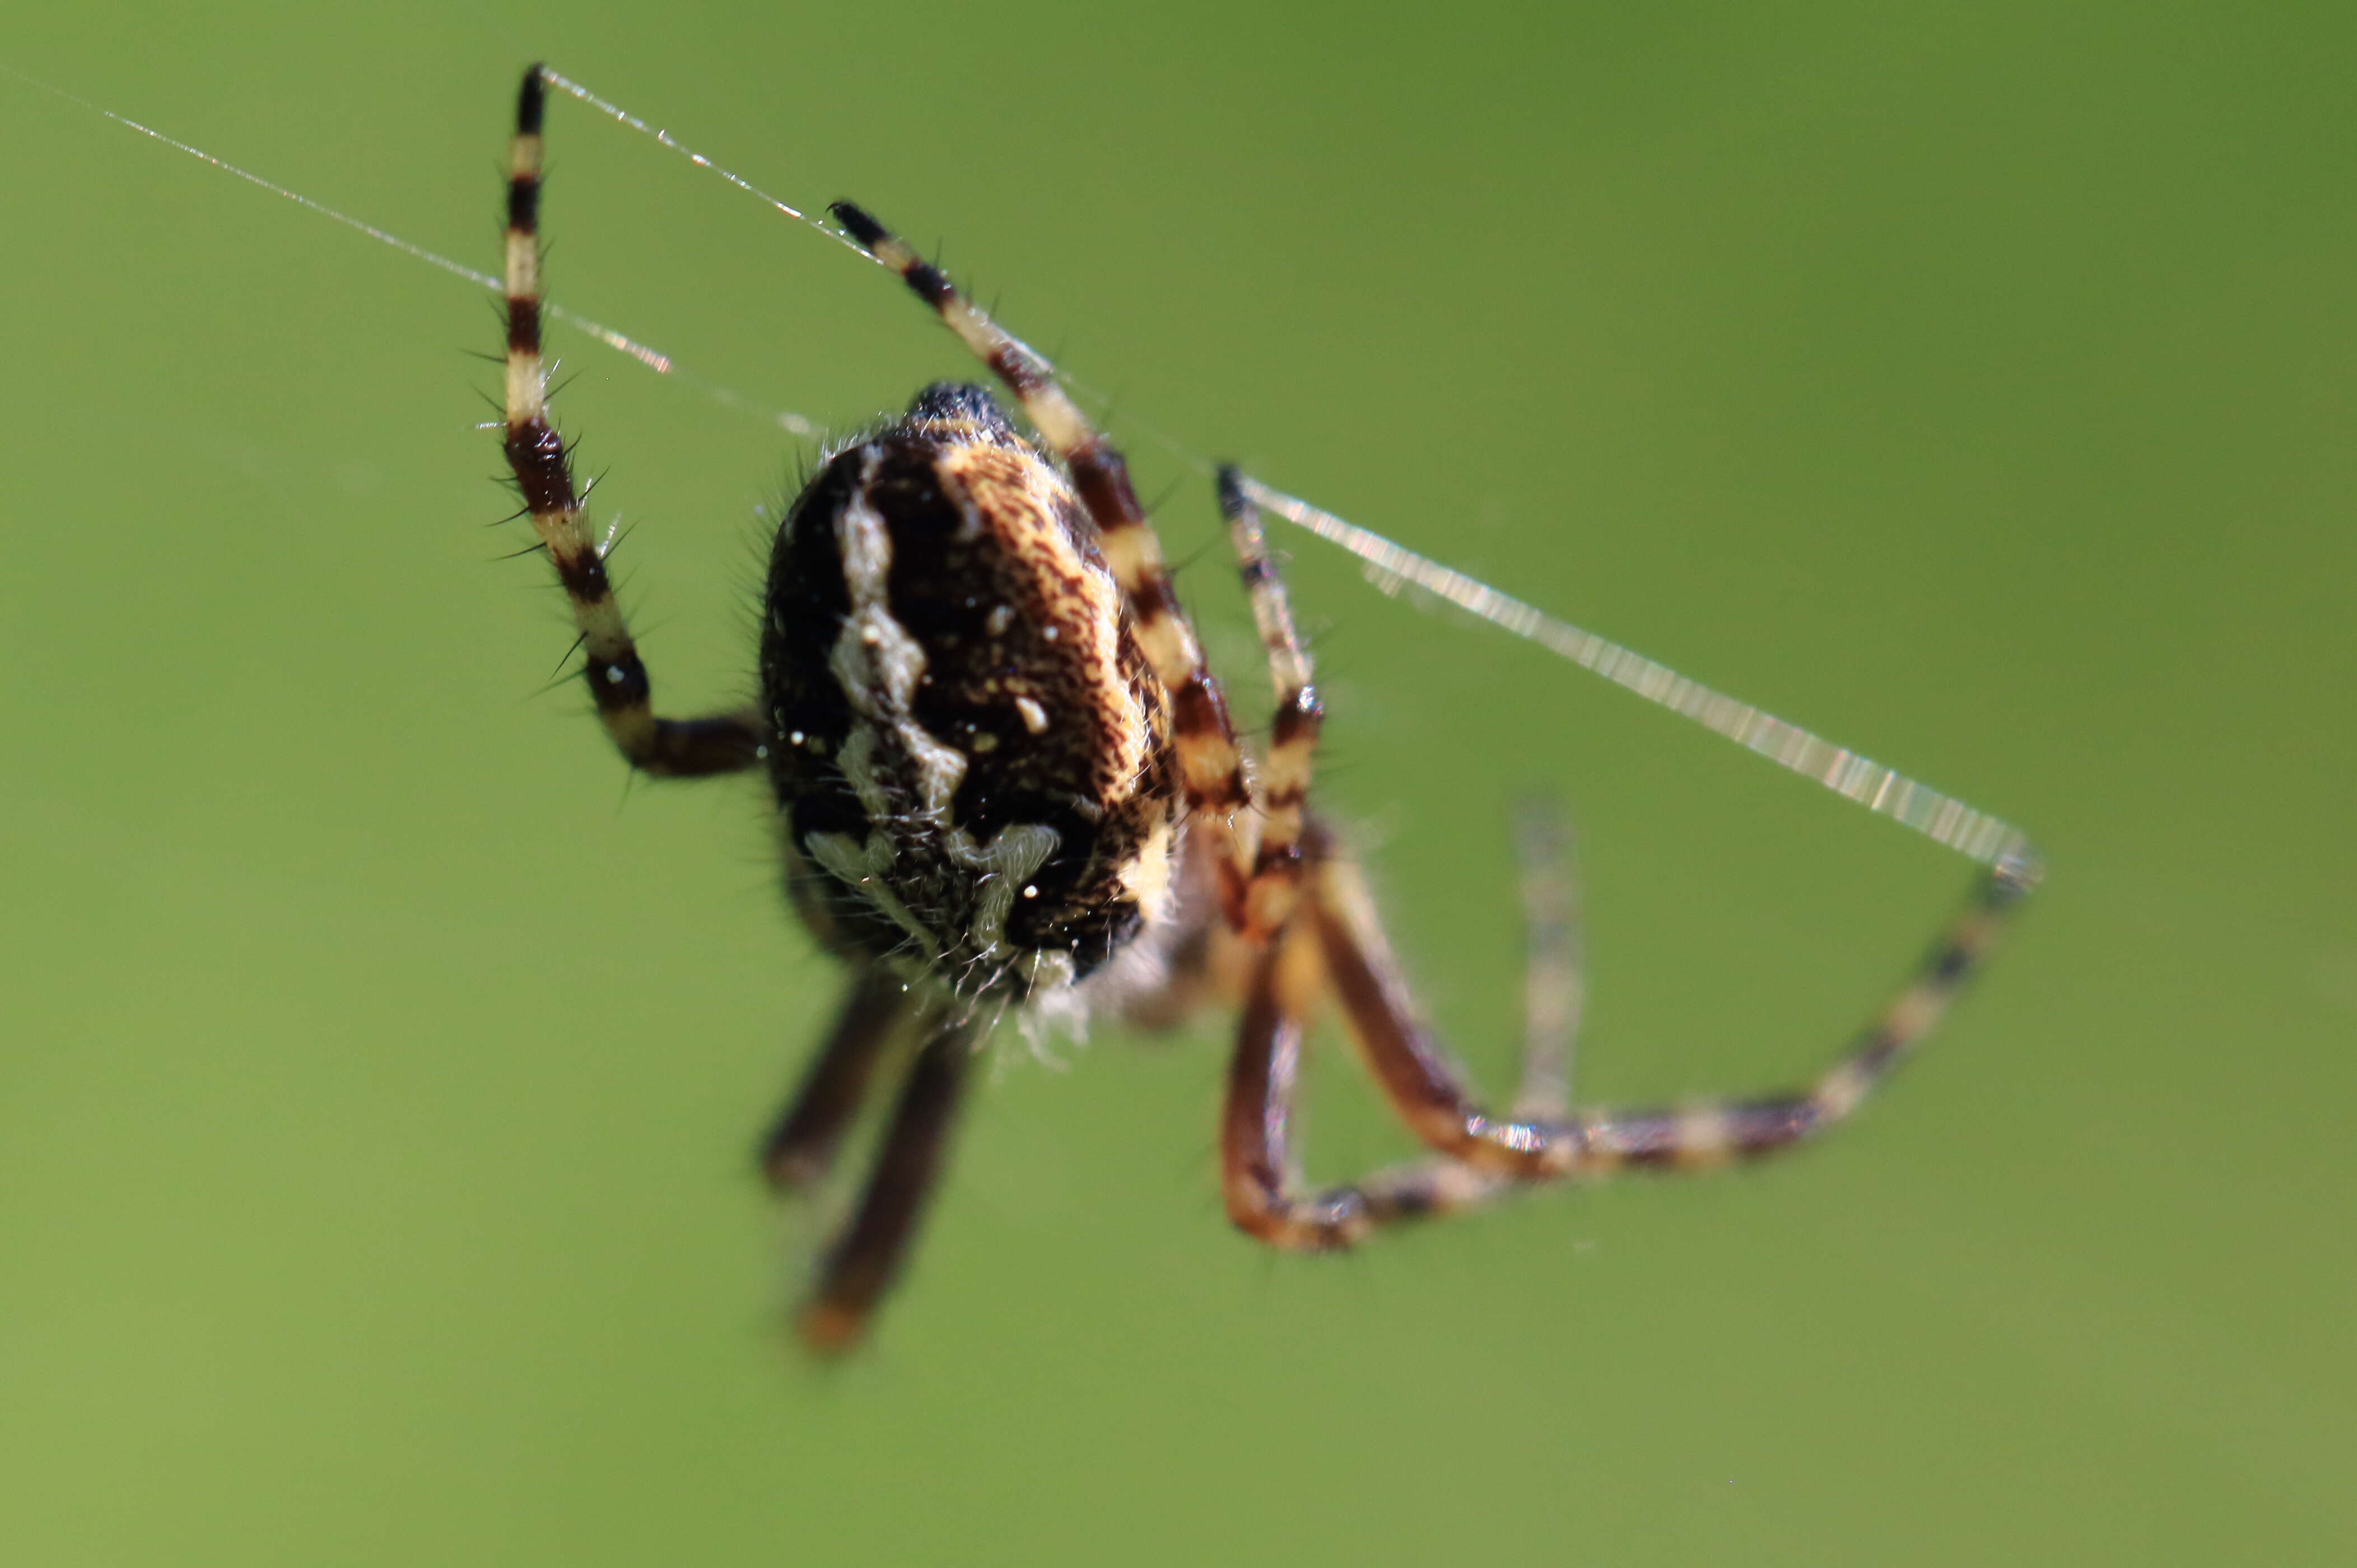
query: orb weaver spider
[{"left": 493, "top": 64, "right": 2040, "bottom": 1354}]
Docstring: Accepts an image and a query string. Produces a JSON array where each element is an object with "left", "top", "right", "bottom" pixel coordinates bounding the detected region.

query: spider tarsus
[
  {"left": 828, "top": 200, "right": 886, "bottom": 248},
  {"left": 1213, "top": 463, "right": 1247, "bottom": 519},
  {"left": 516, "top": 63, "right": 547, "bottom": 134}
]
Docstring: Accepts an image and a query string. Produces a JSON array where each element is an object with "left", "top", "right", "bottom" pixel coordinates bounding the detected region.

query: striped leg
[
  {"left": 797, "top": 1009, "right": 979, "bottom": 1355},
  {"left": 1564, "top": 848, "right": 2038, "bottom": 1174},
  {"left": 829, "top": 202, "right": 1253, "bottom": 916},
  {"left": 1224, "top": 809, "right": 1582, "bottom": 1234},
  {"left": 1224, "top": 824, "right": 2041, "bottom": 1249},
  {"left": 758, "top": 966, "right": 917, "bottom": 1192},
  {"left": 501, "top": 66, "right": 768, "bottom": 777},
  {"left": 1349, "top": 804, "right": 1586, "bottom": 1222},
  {"left": 1221, "top": 918, "right": 1371, "bottom": 1249},
  {"left": 1217, "top": 466, "right": 1323, "bottom": 940}
]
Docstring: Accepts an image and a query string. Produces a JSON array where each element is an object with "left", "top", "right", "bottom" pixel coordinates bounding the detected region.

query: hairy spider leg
[
  {"left": 760, "top": 966, "right": 920, "bottom": 1192},
  {"left": 1344, "top": 805, "right": 1582, "bottom": 1222},
  {"left": 828, "top": 202, "right": 1255, "bottom": 921},
  {"left": 1226, "top": 821, "right": 2041, "bottom": 1246},
  {"left": 1555, "top": 849, "right": 2038, "bottom": 1173},
  {"left": 1209, "top": 476, "right": 1590, "bottom": 1238},
  {"left": 502, "top": 65, "right": 767, "bottom": 776},
  {"left": 1216, "top": 466, "right": 1323, "bottom": 941},
  {"left": 797, "top": 1007, "right": 980, "bottom": 1355},
  {"left": 1222, "top": 913, "right": 1368, "bottom": 1248}
]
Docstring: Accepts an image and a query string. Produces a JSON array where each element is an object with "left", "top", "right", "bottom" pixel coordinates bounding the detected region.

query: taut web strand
[{"left": 1236, "top": 478, "right": 2033, "bottom": 869}]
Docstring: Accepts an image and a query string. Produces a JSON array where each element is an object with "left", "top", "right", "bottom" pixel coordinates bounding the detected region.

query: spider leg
[
  {"left": 1216, "top": 467, "right": 1322, "bottom": 940},
  {"left": 796, "top": 1007, "right": 980, "bottom": 1355},
  {"left": 1222, "top": 821, "right": 2039, "bottom": 1249},
  {"left": 1320, "top": 823, "right": 2038, "bottom": 1177},
  {"left": 1561, "top": 849, "right": 2037, "bottom": 1173},
  {"left": 500, "top": 66, "right": 769, "bottom": 777},
  {"left": 1220, "top": 918, "right": 1370, "bottom": 1248},
  {"left": 758, "top": 966, "right": 919, "bottom": 1192},
  {"left": 1220, "top": 808, "right": 1586, "bottom": 1237},
  {"left": 830, "top": 202, "right": 1253, "bottom": 913},
  {"left": 1334, "top": 804, "right": 1583, "bottom": 1222}
]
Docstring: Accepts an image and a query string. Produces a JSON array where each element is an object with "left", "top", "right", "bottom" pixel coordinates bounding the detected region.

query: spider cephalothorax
[
  {"left": 492, "top": 63, "right": 2039, "bottom": 1355},
  {"left": 761, "top": 382, "right": 1178, "bottom": 1001}
]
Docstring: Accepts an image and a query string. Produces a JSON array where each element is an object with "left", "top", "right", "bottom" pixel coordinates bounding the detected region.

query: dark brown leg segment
[
  {"left": 759, "top": 967, "right": 916, "bottom": 1192},
  {"left": 797, "top": 1012, "right": 980, "bottom": 1355}
]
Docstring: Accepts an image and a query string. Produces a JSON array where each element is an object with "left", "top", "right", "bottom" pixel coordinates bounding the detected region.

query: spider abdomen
[{"left": 760, "top": 383, "right": 1178, "bottom": 997}]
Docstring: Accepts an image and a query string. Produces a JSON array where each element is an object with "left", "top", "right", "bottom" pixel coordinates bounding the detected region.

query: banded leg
[
  {"left": 1227, "top": 808, "right": 1585, "bottom": 1233},
  {"left": 797, "top": 1010, "right": 980, "bottom": 1355},
  {"left": 1221, "top": 919, "right": 1371, "bottom": 1249},
  {"left": 1224, "top": 825, "right": 2042, "bottom": 1250},
  {"left": 1353, "top": 804, "right": 1582, "bottom": 1222},
  {"left": 1218, "top": 466, "right": 1324, "bottom": 940},
  {"left": 758, "top": 967, "right": 917, "bottom": 1192},
  {"left": 501, "top": 66, "right": 768, "bottom": 776},
  {"left": 1564, "top": 846, "right": 2038, "bottom": 1174},
  {"left": 830, "top": 201, "right": 1253, "bottom": 912}
]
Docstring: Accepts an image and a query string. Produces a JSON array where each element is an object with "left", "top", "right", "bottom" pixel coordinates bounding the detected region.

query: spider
[{"left": 493, "top": 64, "right": 2041, "bottom": 1354}]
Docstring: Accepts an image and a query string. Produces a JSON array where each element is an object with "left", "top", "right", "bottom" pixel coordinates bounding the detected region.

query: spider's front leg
[{"left": 500, "top": 66, "right": 768, "bottom": 777}]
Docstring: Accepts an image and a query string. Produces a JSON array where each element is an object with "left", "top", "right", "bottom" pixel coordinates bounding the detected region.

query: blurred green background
[{"left": 3, "top": 2, "right": 2350, "bottom": 1563}]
